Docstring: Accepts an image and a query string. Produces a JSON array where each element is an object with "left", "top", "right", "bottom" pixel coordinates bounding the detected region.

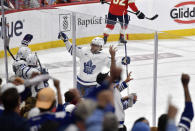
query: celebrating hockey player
[
  {"left": 13, "top": 34, "right": 33, "bottom": 75},
  {"left": 101, "top": 0, "right": 145, "bottom": 44},
  {"left": 16, "top": 34, "right": 33, "bottom": 60},
  {"left": 58, "top": 32, "right": 111, "bottom": 97},
  {"left": 13, "top": 47, "right": 31, "bottom": 76},
  {"left": 96, "top": 46, "right": 137, "bottom": 131}
]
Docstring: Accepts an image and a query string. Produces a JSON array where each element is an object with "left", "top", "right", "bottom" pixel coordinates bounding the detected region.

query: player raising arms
[
  {"left": 58, "top": 32, "right": 111, "bottom": 97},
  {"left": 102, "top": 0, "right": 145, "bottom": 44}
]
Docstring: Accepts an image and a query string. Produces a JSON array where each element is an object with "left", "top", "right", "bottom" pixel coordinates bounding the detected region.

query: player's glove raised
[
  {"left": 121, "top": 56, "right": 131, "bottom": 65},
  {"left": 58, "top": 32, "right": 68, "bottom": 42},
  {"left": 136, "top": 11, "right": 145, "bottom": 19}
]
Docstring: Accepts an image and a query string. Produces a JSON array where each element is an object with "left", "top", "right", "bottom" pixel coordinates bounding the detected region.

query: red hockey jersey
[{"left": 109, "top": 0, "right": 138, "bottom": 16}]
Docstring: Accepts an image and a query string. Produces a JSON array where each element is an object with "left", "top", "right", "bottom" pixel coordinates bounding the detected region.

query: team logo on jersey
[
  {"left": 170, "top": 1, "right": 195, "bottom": 24},
  {"left": 83, "top": 60, "right": 96, "bottom": 74},
  {"left": 59, "top": 14, "right": 71, "bottom": 32}
]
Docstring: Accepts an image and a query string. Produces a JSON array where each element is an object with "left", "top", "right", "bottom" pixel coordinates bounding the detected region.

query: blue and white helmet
[
  {"left": 91, "top": 37, "right": 104, "bottom": 47},
  {"left": 26, "top": 53, "right": 38, "bottom": 66},
  {"left": 16, "top": 47, "right": 31, "bottom": 60},
  {"left": 21, "top": 34, "right": 33, "bottom": 46}
]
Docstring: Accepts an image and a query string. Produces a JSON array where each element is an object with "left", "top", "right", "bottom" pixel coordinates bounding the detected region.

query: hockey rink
[{"left": 0, "top": 37, "right": 195, "bottom": 130}]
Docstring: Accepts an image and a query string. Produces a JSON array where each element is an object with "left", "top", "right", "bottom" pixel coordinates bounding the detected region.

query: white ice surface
[{"left": 0, "top": 37, "right": 195, "bottom": 130}]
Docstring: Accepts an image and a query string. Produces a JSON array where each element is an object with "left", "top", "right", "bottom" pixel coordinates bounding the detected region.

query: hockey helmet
[
  {"left": 21, "top": 34, "right": 33, "bottom": 46},
  {"left": 91, "top": 37, "right": 104, "bottom": 47}
]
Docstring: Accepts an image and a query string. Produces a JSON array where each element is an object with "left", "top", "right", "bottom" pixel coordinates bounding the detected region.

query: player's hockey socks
[{"left": 178, "top": 102, "right": 194, "bottom": 131}]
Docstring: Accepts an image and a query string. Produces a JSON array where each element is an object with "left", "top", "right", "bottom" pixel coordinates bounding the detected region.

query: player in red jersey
[{"left": 101, "top": 0, "right": 145, "bottom": 44}]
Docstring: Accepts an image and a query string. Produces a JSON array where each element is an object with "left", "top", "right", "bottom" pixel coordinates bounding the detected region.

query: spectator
[
  {"left": 158, "top": 73, "right": 194, "bottom": 131},
  {"left": 0, "top": 0, "right": 14, "bottom": 10},
  {"left": 85, "top": 89, "right": 115, "bottom": 131},
  {"left": 68, "top": 99, "right": 97, "bottom": 131},
  {"left": 62, "top": 90, "right": 77, "bottom": 112},
  {"left": 28, "top": 78, "right": 63, "bottom": 118},
  {"left": 0, "top": 77, "right": 2, "bottom": 86},
  {"left": 0, "top": 78, "right": 3, "bottom": 115},
  {"left": 131, "top": 117, "right": 150, "bottom": 131},
  {"left": 103, "top": 112, "right": 118, "bottom": 131},
  {"left": 133, "top": 117, "right": 150, "bottom": 127},
  {"left": 166, "top": 103, "right": 178, "bottom": 131},
  {"left": 158, "top": 114, "right": 167, "bottom": 131},
  {"left": 178, "top": 73, "right": 194, "bottom": 130},
  {"left": 132, "top": 121, "right": 150, "bottom": 131},
  {"left": 20, "top": 97, "right": 36, "bottom": 118},
  {"left": 0, "top": 88, "right": 29, "bottom": 131},
  {"left": 28, "top": 79, "right": 72, "bottom": 131},
  {"left": 55, "top": 0, "right": 71, "bottom": 4}
]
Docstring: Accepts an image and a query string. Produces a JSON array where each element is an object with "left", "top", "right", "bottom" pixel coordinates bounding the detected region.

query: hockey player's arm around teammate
[{"left": 58, "top": 32, "right": 84, "bottom": 58}]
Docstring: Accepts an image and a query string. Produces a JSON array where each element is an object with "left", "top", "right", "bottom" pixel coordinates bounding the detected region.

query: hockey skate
[
  {"left": 118, "top": 36, "right": 127, "bottom": 46},
  {"left": 103, "top": 36, "right": 108, "bottom": 45}
]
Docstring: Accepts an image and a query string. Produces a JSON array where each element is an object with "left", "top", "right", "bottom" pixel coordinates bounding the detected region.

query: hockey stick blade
[
  {"left": 145, "top": 14, "right": 158, "bottom": 20},
  {"left": 5, "top": 37, "right": 16, "bottom": 60},
  {"left": 7, "top": 47, "right": 16, "bottom": 60}
]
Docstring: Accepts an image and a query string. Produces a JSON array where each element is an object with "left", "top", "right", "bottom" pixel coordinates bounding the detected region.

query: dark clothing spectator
[{"left": 0, "top": 111, "right": 29, "bottom": 131}]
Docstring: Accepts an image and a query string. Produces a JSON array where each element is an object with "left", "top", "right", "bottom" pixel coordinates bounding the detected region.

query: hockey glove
[
  {"left": 100, "top": 0, "right": 106, "bottom": 4},
  {"left": 122, "top": 56, "right": 131, "bottom": 65},
  {"left": 128, "top": 93, "right": 137, "bottom": 107},
  {"left": 136, "top": 11, "right": 145, "bottom": 19},
  {"left": 58, "top": 32, "right": 68, "bottom": 42}
]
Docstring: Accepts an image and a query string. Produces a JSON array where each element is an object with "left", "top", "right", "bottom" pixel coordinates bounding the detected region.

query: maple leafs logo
[{"left": 83, "top": 60, "right": 96, "bottom": 74}]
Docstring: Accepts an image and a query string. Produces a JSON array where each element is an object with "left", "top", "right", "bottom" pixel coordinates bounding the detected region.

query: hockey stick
[
  {"left": 4, "top": 24, "right": 16, "bottom": 60},
  {"left": 103, "top": 1, "right": 158, "bottom": 20},
  {"left": 35, "top": 52, "right": 43, "bottom": 73},
  {"left": 122, "top": 11, "right": 130, "bottom": 95},
  {"left": 35, "top": 52, "right": 49, "bottom": 87},
  {"left": 7, "top": 46, "right": 16, "bottom": 60},
  {"left": 5, "top": 35, "right": 16, "bottom": 60}
]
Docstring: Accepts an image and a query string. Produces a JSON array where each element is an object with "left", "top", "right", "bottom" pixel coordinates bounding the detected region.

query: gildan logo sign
[
  {"left": 170, "top": 1, "right": 195, "bottom": 24},
  {"left": 59, "top": 14, "right": 71, "bottom": 32},
  {"left": 0, "top": 17, "right": 23, "bottom": 38}
]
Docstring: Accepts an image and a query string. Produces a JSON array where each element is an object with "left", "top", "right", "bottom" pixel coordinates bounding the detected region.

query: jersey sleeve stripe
[{"left": 178, "top": 123, "right": 189, "bottom": 131}]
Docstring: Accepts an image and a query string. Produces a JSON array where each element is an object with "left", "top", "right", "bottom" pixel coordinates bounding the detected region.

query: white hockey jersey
[
  {"left": 65, "top": 41, "right": 111, "bottom": 86},
  {"left": 113, "top": 82, "right": 135, "bottom": 128},
  {"left": 16, "top": 46, "right": 31, "bottom": 60},
  {"left": 12, "top": 60, "right": 27, "bottom": 77},
  {"left": 20, "top": 65, "right": 40, "bottom": 79}
]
